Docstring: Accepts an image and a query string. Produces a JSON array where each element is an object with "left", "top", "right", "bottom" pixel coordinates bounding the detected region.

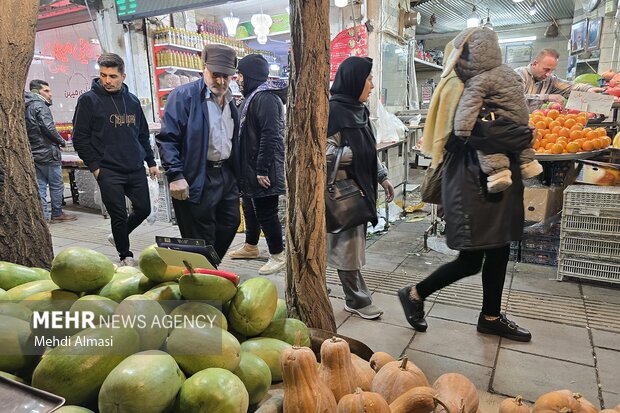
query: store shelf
[
  {"left": 156, "top": 66, "right": 202, "bottom": 74},
  {"left": 153, "top": 42, "right": 202, "bottom": 53},
  {"left": 576, "top": 58, "right": 599, "bottom": 64},
  {"left": 413, "top": 58, "right": 443, "bottom": 72}
]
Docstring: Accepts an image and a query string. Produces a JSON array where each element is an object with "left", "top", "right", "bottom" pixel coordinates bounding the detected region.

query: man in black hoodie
[
  {"left": 73, "top": 53, "right": 159, "bottom": 266},
  {"left": 25, "top": 79, "right": 77, "bottom": 223}
]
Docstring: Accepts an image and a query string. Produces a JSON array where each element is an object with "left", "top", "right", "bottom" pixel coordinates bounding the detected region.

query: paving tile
[
  {"left": 427, "top": 302, "right": 480, "bottom": 325},
  {"left": 408, "top": 317, "right": 499, "bottom": 367},
  {"left": 511, "top": 270, "right": 582, "bottom": 298},
  {"left": 368, "top": 291, "right": 411, "bottom": 327},
  {"left": 51, "top": 237, "right": 80, "bottom": 247},
  {"left": 514, "top": 262, "right": 558, "bottom": 276},
  {"left": 337, "top": 317, "right": 414, "bottom": 357},
  {"left": 592, "top": 328, "right": 620, "bottom": 351},
  {"left": 582, "top": 283, "right": 620, "bottom": 305},
  {"left": 500, "top": 316, "right": 593, "bottom": 366},
  {"left": 478, "top": 391, "right": 508, "bottom": 413},
  {"left": 330, "top": 297, "right": 351, "bottom": 328},
  {"left": 363, "top": 252, "right": 406, "bottom": 272},
  {"left": 596, "top": 348, "right": 620, "bottom": 396},
  {"left": 493, "top": 349, "right": 599, "bottom": 405},
  {"left": 366, "top": 240, "right": 417, "bottom": 256},
  {"left": 603, "top": 392, "right": 620, "bottom": 409},
  {"left": 403, "top": 349, "right": 494, "bottom": 391}
]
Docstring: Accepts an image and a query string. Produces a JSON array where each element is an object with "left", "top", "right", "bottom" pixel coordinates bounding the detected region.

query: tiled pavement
[{"left": 49, "top": 205, "right": 620, "bottom": 412}]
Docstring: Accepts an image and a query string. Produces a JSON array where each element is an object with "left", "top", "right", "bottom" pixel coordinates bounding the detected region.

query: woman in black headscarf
[{"left": 326, "top": 56, "right": 395, "bottom": 320}]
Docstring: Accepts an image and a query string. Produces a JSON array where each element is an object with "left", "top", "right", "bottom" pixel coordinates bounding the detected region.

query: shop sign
[
  {"left": 330, "top": 25, "right": 368, "bottom": 81},
  {"left": 41, "top": 38, "right": 99, "bottom": 74},
  {"left": 235, "top": 13, "right": 290, "bottom": 38}
]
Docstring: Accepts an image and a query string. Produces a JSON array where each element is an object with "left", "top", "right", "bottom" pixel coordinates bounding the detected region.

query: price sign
[{"left": 565, "top": 91, "right": 614, "bottom": 115}]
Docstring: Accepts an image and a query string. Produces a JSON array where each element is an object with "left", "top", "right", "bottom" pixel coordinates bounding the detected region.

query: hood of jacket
[
  {"left": 90, "top": 78, "right": 129, "bottom": 96},
  {"left": 453, "top": 27, "right": 502, "bottom": 81},
  {"left": 25, "top": 91, "right": 51, "bottom": 107}
]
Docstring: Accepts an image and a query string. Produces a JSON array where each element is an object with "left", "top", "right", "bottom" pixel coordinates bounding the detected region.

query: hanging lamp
[
  {"left": 466, "top": 5, "right": 480, "bottom": 28},
  {"left": 483, "top": 9, "right": 493, "bottom": 30},
  {"left": 335, "top": 0, "right": 348, "bottom": 7},
  {"left": 529, "top": 0, "right": 537, "bottom": 15},
  {"left": 222, "top": 12, "right": 239, "bottom": 37}
]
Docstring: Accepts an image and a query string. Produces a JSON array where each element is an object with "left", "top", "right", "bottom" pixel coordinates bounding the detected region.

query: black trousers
[
  {"left": 97, "top": 168, "right": 150, "bottom": 260},
  {"left": 415, "top": 245, "right": 510, "bottom": 316},
  {"left": 242, "top": 195, "right": 284, "bottom": 255},
  {"left": 172, "top": 164, "right": 240, "bottom": 261}
]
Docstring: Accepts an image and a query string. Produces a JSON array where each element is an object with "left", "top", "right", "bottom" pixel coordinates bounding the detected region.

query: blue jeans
[{"left": 35, "top": 163, "right": 64, "bottom": 220}]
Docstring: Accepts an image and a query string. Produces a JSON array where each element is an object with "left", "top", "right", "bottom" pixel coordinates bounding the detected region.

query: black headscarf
[{"left": 327, "top": 56, "right": 379, "bottom": 227}]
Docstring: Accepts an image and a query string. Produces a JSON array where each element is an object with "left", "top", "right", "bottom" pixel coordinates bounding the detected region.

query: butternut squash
[
  {"left": 433, "top": 373, "right": 479, "bottom": 413},
  {"left": 318, "top": 337, "right": 357, "bottom": 402},
  {"left": 336, "top": 387, "right": 391, "bottom": 413},
  {"left": 389, "top": 385, "right": 451, "bottom": 413},
  {"left": 371, "top": 356, "right": 429, "bottom": 404},
  {"left": 350, "top": 353, "right": 376, "bottom": 391}
]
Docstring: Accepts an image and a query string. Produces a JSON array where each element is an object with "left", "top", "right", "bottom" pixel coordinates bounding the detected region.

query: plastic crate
[
  {"left": 563, "top": 185, "right": 620, "bottom": 210},
  {"left": 509, "top": 241, "right": 519, "bottom": 262},
  {"left": 560, "top": 214, "right": 620, "bottom": 237},
  {"left": 521, "top": 234, "right": 559, "bottom": 252},
  {"left": 558, "top": 256, "right": 620, "bottom": 284},
  {"left": 539, "top": 161, "right": 572, "bottom": 186},
  {"left": 520, "top": 248, "right": 558, "bottom": 266},
  {"left": 560, "top": 235, "right": 620, "bottom": 263}
]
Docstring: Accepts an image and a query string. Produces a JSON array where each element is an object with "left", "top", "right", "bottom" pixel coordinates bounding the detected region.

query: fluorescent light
[
  {"left": 466, "top": 6, "right": 480, "bottom": 28},
  {"left": 498, "top": 36, "right": 537, "bottom": 44}
]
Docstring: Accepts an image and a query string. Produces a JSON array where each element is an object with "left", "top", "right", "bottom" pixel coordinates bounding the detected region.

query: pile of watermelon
[{"left": 0, "top": 246, "right": 309, "bottom": 413}]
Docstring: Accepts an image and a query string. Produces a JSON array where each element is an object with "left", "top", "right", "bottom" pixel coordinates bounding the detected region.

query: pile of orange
[{"left": 530, "top": 109, "right": 611, "bottom": 155}]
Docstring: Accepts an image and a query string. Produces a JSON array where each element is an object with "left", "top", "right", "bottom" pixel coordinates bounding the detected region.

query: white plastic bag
[
  {"left": 373, "top": 101, "right": 407, "bottom": 143},
  {"left": 146, "top": 177, "right": 160, "bottom": 225}
]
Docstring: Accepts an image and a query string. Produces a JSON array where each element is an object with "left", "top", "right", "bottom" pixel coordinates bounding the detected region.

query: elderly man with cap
[
  {"left": 228, "top": 54, "right": 287, "bottom": 274},
  {"left": 157, "top": 44, "right": 240, "bottom": 260}
]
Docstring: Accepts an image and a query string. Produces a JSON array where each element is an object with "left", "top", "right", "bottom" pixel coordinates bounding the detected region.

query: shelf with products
[
  {"left": 413, "top": 57, "right": 443, "bottom": 72},
  {"left": 156, "top": 66, "right": 203, "bottom": 75}
]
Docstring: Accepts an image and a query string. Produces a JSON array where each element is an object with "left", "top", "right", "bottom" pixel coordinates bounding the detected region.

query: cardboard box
[
  {"left": 576, "top": 160, "right": 620, "bottom": 186},
  {"left": 523, "top": 187, "right": 563, "bottom": 222}
]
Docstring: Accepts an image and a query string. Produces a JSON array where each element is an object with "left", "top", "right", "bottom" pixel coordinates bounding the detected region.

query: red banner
[{"left": 330, "top": 25, "right": 369, "bottom": 81}]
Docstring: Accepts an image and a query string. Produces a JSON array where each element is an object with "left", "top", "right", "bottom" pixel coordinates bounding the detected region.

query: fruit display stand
[{"left": 0, "top": 376, "right": 64, "bottom": 413}]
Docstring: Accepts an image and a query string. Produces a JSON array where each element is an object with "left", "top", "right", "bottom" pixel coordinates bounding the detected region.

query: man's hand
[
  {"left": 149, "top": 166, "right": 161, "bottom": 179},
  {"left": 590, "top": 87, "right": 605, "bottom": 93},
  {"left": 381, "top": 179, "right": 395, "bottom": 203},
  {"left": 93, "top": 169, "right": 100, "bottom": 179},
  {"left": 170, "top": 179, "right": 189, "bottom": 200},
  {"left": 548, "top": 94, "right": 565, "bottom": 103},
  {"left": 257, "top": 175, "right": 271, "bottom": 189}
]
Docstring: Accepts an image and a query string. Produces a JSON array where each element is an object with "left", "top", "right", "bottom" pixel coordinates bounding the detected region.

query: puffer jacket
[
  {"left": 452, "top": 28, "right": 529, "bottom": 137},
  {"left": 238, "top": 91, "right": 286, "bottom": 198},
  {"left": 24, "top": 92, "right": 65, "bottom": 164}
]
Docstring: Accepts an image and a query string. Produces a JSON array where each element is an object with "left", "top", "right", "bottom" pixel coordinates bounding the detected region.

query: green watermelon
[
  {"left": 51, "top": 248, "right": 114, "bottom": 292},
  {"left": 115, "top": 295, "right": 168, "bottom": 351},
  {"left": 0, "top": 288, "right": 6, "bottom": 300},
  {"left": 5, "top": 279, "right": 58, "bottom": 301},
  {"left": 31, "top": 327, "right": 140, "bottom": 405},
  {"left": 21, "top": 289, "right": 79, "bottom": 312},
  {"left": 98, "top": 272, "right": 155, "bottom": 303},
  {"left": 574, "top": 73, "right": 602, "bottom": 87},
  {"left": 98, "top": 350, "right": 185, "bottom": 413},
  {"left": 55, "top": 407, "right": 95, "bottom": 413},
  {"left": 170, "top": 302, "right": 228, "bottom": 330},
  {"left": 0, "top": 261, "right": 49, "bottom": 290},
  {"left": 176, "top": 368, "right": 249, "bottom": 413},
  {"left": 228, "top": 277, "right": 277, "bottom": 336},
  {"left": 0, "top": 315, "right": 38, "bottom": 374},
  {"left": 178, "top": 272, "right": 237, "bottom": 303},
  {"left": 138, "top": 245, "right": 184, "bottom": 283},
  {"left": 143, "top": 282, "right": 182, "bottom": 313},
  {"left": 69, "top": 295, "right": 118, "bottom": 322},
  {"left": 166, "top": 325, "right": 241, "bottom": 375},
  {"left": 232, "top": 352, "right": 272, "bottom": 405},
  {"left": 0, "top": 302, "right": 33, "bottom": 321},
  {"left": 240, "top": 337, "right": 292, "bottom": 382},
  {"left": 271, "top": 298, "right": 287, "bottom": 321},
  {"left": 31, "top": 268, "right": 51, "bottom": 279},
  {"left": 259, "top": 318, "right": 311, "bottom": 347}
]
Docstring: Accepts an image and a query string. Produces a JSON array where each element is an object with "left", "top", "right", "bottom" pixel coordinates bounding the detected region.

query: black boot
[
  {"left": 397, "top": 286, "right": 428, "bottom": 332},
  {"left": 476, "top": 313, "right": 532, "bottom": 342}
]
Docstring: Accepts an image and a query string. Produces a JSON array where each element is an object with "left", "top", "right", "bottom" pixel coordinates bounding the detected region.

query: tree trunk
[
  {"left": 285, "top": 0, "right": 336, "bottom": 331},
  {"left": 0, "top": 1, "right": 54, "bottom": 268}
]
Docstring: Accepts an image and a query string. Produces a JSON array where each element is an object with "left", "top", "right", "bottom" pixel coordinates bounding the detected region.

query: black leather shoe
[
  {"left": 477, "top": 313, "right": 532, "bottom": 342},
  {"left": 398, "top": 286, "right": 428, "bottom": 332}
]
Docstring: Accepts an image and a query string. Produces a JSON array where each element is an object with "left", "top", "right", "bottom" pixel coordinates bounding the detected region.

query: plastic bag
[
  {"left": 373, "top": 101, "right": 407, "bottom": 143},
  {"left": 93, "top": 188, "right": 102, "bottom": 208},
  {"left": 146, "top": 177, "right": 160, "bottom": 225}
]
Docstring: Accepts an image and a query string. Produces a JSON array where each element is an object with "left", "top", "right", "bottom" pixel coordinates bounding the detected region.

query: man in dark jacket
[
  {"left": 156, "top": 44, "right": 240, "bottom": 261},
  {"left": 228, "top": 54, "right": 286, "bottom": 275},
  {"left": 25, "top": 79, "right": 77, "bottom": 223},
  {"left": 73, "top": 53, "right": 159, "bottom": 266}
]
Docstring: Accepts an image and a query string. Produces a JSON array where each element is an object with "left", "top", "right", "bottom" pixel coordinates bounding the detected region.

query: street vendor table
[
  {"left": 535, "top": 148, "right": 609, "bottom": 186},
  {"left": 61, "top": 153, "right": 88, "bottom": 206}
]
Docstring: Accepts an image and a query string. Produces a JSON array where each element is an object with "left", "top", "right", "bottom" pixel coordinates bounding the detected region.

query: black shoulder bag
[{"left": 325, "top": 147, "right": 376, "bottom": 234}]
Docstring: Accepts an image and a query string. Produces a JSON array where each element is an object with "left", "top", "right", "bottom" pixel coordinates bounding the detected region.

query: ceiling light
[
  {"left": 498, "top": 35, "right": 537, "bottom": 44},
  {"left": 222, "top": 12, "right": 239, "bottom": 37},
  {"left": 483, "top": 9, "right": 493, "bottom": 30},
  {"left": 529, "top": 1, "right": 537, "bottom": 15},
  {"left": 466, "top": 5, "right": 480, "bottom": 28},
  {"left": 335, "top": 0, "right": 348, "bottom": 7},
  {"left": 251, "top": 13, "right": 273, "bottom": 37}
]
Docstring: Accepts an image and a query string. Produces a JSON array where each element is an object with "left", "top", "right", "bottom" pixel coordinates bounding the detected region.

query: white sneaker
[
  {"left": 107, "top": 234, "right": 116, "bottom": 247},
  {"left": 229, "top": 243, "right": 259, "bottom": 259},
  {"left": 344, "top": 304, "right": 383, "bottom": 320},
  {"left": 119, "top": 257, "right": 136, "bottom": 267},
  {"left": 258, "top": 253, "right": 285, "bottom": 275}
]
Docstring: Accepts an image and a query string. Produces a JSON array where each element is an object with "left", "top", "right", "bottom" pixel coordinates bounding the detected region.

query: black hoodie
[{"left": 72, "top": 78, "right": 155, "bottom": 173}]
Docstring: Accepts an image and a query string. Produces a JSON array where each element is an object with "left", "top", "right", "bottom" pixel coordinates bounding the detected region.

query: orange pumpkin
[
  {"left": 369, "top": 352, "right": 395, "bottom": 373},
  {"left": 370, "top": 356, "right": 429, "bottom": 404},
  {"left": 532, "top": 390, "right": 580, "bottom": 413},
  {"left": 499, "top": 396, "right": 530, "bottom": 413},
  {"left": 572, "top": 393, "right": 598, "bottom": 413},
  {"left": 281, "top": 341, "right": 337, "bottom": 413},
  {"left": 389, "top": 386, "right": 451, "bottom": 413},
  {"left": 350, "top": 353, "right": 376, "bottom": 391},
  {"left": 433, "top": 373, "right": 479, "bottom": 413},
  {"left": 318, "top": 337, "right": 357, "bottom": 402},
  {"left": 336, "top": 388, "right": 391, "bottom": 413}
]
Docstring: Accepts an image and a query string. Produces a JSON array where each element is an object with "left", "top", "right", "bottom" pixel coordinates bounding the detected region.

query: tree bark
[
  {"left": 0, "top": 1, "right": 54, "bottom": 267},
  {"left": 285, "top": 0, "right": 336, "bottom": 331}
]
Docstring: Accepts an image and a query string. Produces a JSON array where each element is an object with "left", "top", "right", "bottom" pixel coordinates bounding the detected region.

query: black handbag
[
  {"left": 325, "top": 147, "right": 376, "bottom": 234},
  {"left": 420, "top": 161, "right": 444, "bottom": 204}
]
